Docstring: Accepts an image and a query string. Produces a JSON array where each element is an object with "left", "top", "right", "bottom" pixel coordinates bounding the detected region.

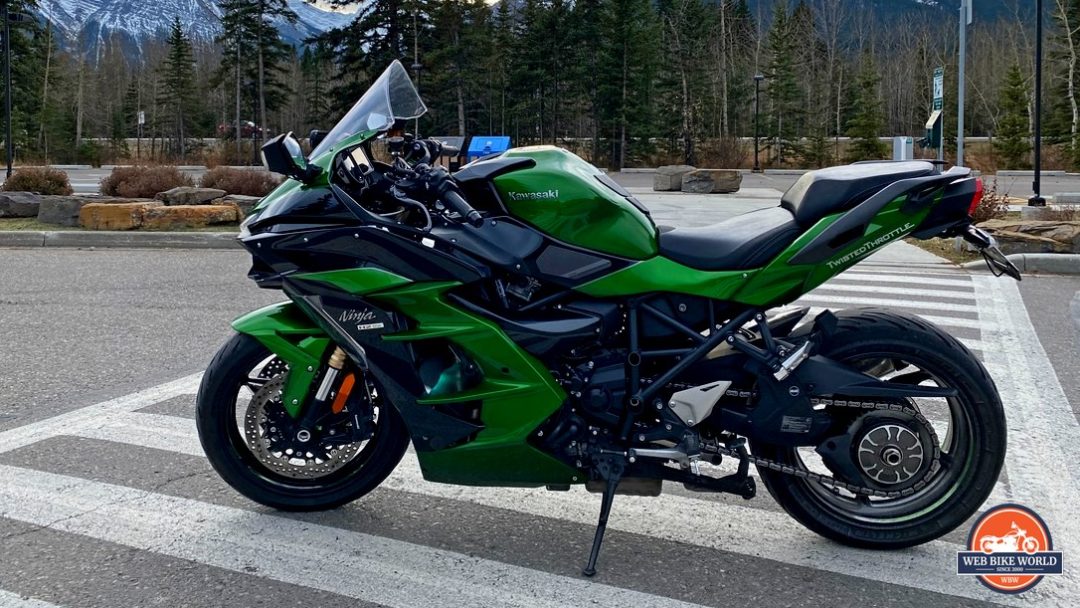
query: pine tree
[
  {"left": 319, "top": 0, "right": 425, "bottom": 118},
  {"left": 993, "top": 64, "right": 1031, "bottom": 169},
  {"left": 159, "top": 17, "right": 196, "bottom": 158},
  {"left": 216, "top": 0, "right": 297, "bottom": 143},
  {"left": 657, "top": 0, "right": 710, "bottom": 165},
  {"left": 763, "top": 3, "right": 803, "bottom": 164},
  {"left": 845, "top": 58, "right": 889, "bottom": 162},
  {"left": 598, "top": 0, "right": 660, "bottom": 169}
]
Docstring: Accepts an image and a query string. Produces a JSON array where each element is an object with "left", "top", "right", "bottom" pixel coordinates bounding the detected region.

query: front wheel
[
  {"left": 196, "top": 333, "right": 410, "bottom": 511},
  {"left": 754, "top": 308, "right": 1006, "bottom": 549}
]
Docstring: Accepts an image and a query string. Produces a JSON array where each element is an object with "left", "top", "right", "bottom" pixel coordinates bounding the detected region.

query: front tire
[
  {"left": 754, "top": 308, "right": 1006, "bottom": 549},
  {"left": 196, "top": 333, "right": 410, "bottom": 511}
]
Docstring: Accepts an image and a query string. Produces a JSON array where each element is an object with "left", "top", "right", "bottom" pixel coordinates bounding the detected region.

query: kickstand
[{"left": 583, "top": 457, "right": 624, "bottom": 577}]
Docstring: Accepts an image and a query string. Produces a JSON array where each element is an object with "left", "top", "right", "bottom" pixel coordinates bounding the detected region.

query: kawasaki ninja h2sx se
[{"left": 196, "top": 61, "right": 1019, "bottom": 576}]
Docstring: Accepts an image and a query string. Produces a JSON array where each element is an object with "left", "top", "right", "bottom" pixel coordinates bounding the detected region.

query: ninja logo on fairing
[{"left": 339, "top": 308, "right": 384, "bottom": 331}]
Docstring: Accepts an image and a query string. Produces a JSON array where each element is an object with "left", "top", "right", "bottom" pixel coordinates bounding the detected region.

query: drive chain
[{"left": 709, "top": 391, "right": 943, "bottom": 499}]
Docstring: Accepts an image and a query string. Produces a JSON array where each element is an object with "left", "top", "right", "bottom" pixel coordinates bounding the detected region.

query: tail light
[{"left": 968, "top": 177, "right": 984, "bottom": 216}]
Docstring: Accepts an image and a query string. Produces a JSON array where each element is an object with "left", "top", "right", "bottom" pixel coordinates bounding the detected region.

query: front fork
[{"left": 295, "top": 346, "right": 353, "bottom": 430}]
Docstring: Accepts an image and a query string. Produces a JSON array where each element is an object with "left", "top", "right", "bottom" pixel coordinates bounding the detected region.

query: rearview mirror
[{"left": 261, "top": 132, "right": 321, "bottom": 182}]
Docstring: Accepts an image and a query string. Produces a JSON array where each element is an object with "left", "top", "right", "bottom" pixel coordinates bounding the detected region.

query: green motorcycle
[{"left": 197, "top": 61, "right": 1017, "bottom": 576}]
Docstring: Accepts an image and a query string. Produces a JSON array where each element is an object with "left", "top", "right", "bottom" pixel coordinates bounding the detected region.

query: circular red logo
[{"left": 965, "top": 504, "right": 1053, "bottom": 593}]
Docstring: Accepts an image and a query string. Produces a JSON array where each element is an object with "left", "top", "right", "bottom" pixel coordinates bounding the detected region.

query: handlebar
[{"left": 443, "top": 188, "right": 484, "bottom": 228}]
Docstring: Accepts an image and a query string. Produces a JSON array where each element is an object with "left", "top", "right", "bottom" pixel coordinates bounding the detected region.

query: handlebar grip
[{"left": 444, "top": 189, "right": 484, "bottom": 228}]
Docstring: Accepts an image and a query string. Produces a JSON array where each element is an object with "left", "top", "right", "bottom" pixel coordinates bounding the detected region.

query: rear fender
[{"left": 232, "top": 302, "right": 331, "bottom": 418}]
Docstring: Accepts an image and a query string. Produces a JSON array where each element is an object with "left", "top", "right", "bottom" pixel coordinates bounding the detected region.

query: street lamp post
[
  {"left": 2, "top": 0, "right": 12, "bottom": 179},
  {"left": 1030, "top": 0, "right": 1046, "bottom": 207},
  {"left": 753, "top": 74, "right": 764, "bottom": 173}
]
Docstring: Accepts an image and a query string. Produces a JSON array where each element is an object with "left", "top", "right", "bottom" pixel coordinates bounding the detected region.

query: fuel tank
[{"left": 491, "top": 146, "right": 658, "bottom": 259}]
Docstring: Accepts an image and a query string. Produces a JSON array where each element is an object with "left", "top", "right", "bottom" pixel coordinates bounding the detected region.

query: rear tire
[
  {"left": 754, "top": 308, "right": 1006, "bottom": 549},
  {"left": 196, "top": 333, "right": 410, "bottom": 511}
]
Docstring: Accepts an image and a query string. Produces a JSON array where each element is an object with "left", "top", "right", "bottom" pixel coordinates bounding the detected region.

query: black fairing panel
[
  {"left": 242, "top": 225, "right": 487, "bottom": 288},
  {"left": 248, "top": 182, "right": 359, "bottom": 230}
]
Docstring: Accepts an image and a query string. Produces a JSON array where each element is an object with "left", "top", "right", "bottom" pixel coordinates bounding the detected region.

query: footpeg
[{"left": 773, "top": 341, "right": 811, "bottom": 381}]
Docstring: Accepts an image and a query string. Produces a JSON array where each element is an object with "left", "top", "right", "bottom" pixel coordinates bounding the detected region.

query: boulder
[
  {"left": 36, "top": 195, "right": 89, "bottom": 226},
  {"left": 653, "top": 165, "right": 696, "bottom": 191},
  {"left": 978, "top": 219, "right": 1080, "bottom": 254},
  {"left": 155, "top": 187, "right": 227, "bottom": 206},
  {"left": 212, "top": 194, "right": 262, "bottom": 217},
  {"left": 0, "top": 192, "right": 41, "bottom": 218},
  {"left": 79, "top": 201, "right": 164, "bottom": 230},
  {"left": 141, "top": 204, "right": 241, "bottom": 230},
  {"left": 681, "top": 169, "right": 742, "bottom": 194}
]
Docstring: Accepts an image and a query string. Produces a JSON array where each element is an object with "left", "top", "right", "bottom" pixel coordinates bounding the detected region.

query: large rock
[
  {"left": 212, "top": 194, "right": 262, "bottom": 217},
  {"left": 36, "top": 195, "right": 89, "bottom": 226},
  {"left": 38, "top": 195, "right": 158, "bottom": 226},
  {"left": 79, "top": 201, "right": 164, "bottom": 230},
  {"left": 0, "top": 192, "right": 41, "bottom": 218},
  {"left": 681, "top": 169, "right": 742, "bottom": 194},
  {"left": 653, "top": 165, "right": 696, "bottom": 191},
  {"left": 978, "top": 219, "right": 1080, "bottom": 254},
  {"left": 155, "top": 187, "right": 227, "bottom": 206},
  {"left": 141, "top": 204, "right": 241, "bottom": 230}
]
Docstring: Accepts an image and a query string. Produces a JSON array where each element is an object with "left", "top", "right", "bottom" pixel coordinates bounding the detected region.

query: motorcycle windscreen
[{"left": 310, "top": 59, "right": 427, "bottom": 157}]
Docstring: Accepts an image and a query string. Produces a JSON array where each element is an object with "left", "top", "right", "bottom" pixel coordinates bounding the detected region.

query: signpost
[
  {"left": 1031, "top": 0, "right": 1046, "bottom": 207},
  {"left": 137, "top": 110, "right": 145, "bottom": 161},
  {"left": 957, "top": 0, "right": 972, "bottom": 167},
  {"left": 929, "top": 67, "right": 945, "bottom": 162},
  {"left": 2, "top": 0, "right": 11, "bottom": 178}
]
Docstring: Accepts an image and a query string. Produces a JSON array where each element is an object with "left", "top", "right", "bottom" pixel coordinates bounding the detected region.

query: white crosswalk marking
[
  {"left": 3, "top": 259, "right": 1076, "bottom": 606},
  {"left": 0, "top": 590, "right": 63, "bottom": 608},
  {"left": 0, "top": 465, "right": 704, "bottom": 608}
]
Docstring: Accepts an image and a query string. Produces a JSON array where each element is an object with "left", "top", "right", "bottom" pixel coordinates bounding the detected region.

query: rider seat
[
  {"left": 657, "top": 161, "right": 936, "bottom": 271},
  {"left": 780, "top": 161, "right": 935, "bottom": 226},
  {"left": 657, "top": 207, "right": 802, "bottom": 271}
]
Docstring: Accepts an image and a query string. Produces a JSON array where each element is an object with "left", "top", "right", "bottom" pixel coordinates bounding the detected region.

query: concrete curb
[
  {"left": 962, "top": 253, "right": 1080, "bottom": 275},
  {"left": 0, "top": 231, "right": 240, "bottom": 249}
]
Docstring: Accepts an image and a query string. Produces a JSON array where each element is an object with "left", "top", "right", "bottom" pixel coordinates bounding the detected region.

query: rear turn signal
[{"left": 968, "top": 177, "right": 984, "bottom": 216}]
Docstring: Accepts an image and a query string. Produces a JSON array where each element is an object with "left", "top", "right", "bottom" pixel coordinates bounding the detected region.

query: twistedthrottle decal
[{"left": 826, "top": 222, "right": 915, "bottom": 269}]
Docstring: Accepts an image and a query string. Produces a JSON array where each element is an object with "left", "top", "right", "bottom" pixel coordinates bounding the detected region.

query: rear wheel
[
  {"left": 196, "top": 333, "right": 410, "bottom": 511},
  {"left": 754, "top": 308, "right": 1006, "bottom": 548}
]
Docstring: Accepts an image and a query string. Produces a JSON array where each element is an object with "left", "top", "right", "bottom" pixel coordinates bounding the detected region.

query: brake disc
[{"left": 243, "top": 375, "right": 366, "bottom": 480}]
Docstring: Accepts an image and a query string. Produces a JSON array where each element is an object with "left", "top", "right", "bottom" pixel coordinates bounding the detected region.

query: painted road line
[
  {"left": 0, "top": 590, "right": 63, "bottom": 608},
  {"left": 826, "top": 273, "right": 974, "bottom": 289},
  {"left": 973, "top": 275, "right": 1080, "bottom": 602},
  {"left": 809, "top": 284, "right": 977, "bottom": 302},
  {"left": 0, "top": 464, "right": 706, "bottom": 608},
  {"left": 71, "top": 412, "right": 204, "bottom": 457},
  {"left": 795, "top": 294, "right": 979, "bottom": 314},
  {"left": 69, "top": 407, "right": 1012, "bottom": 509},
  {"left": 0, "top": 373, "right": 202, "bottom": 456}
]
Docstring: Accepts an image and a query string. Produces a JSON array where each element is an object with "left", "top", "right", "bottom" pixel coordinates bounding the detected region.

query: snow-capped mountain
[{"left": 37, "top": 0, "right": 358, "bottom": 57}]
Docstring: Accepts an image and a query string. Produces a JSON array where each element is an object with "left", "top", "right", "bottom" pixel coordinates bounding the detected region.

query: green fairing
[
  {"left": 232, "top": 302, "right": 331, "bottom": 418},
  {"left": 293, "top": 267, "right": 580, "bottom": 486},
  {"left": 578, "top": 196, "right": 928, "bottom": 310},
  {"left": 494, "top": 146, "right": 658, "bottom": 259}
]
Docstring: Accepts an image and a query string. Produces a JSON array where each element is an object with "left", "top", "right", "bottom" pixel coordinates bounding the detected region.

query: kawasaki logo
[
  {"left": 507, "top": 189, "right": 559, "bottom": 201},
  {"left": 826, "top": 222, "right": 915, "bottom": 269}
]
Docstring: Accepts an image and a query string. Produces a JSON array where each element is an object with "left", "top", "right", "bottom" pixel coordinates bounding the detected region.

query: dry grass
[
  {"left": 1, "top": 167, "right": 73, "bottom": 195},
  {"left": 198, "top": 167, "right": 281, "bottom": 196},
  {"left": 100, "top": 166, "right": 194, "bottom": 198},
  {"left": 972, "top": 178, "right": 1011, "bottom": 224}
]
